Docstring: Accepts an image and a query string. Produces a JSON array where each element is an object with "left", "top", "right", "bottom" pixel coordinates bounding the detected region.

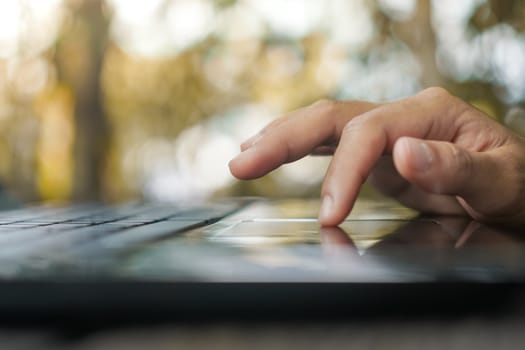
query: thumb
[{"left": 392, "top": 137, "right": 504, "bottom": 206}]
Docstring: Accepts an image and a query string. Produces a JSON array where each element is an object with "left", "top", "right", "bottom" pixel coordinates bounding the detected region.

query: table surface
[{"left": 1, "top": 199, "right": 524, "bottom": 349}]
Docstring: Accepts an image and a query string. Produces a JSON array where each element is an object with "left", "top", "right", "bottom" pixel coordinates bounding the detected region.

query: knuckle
[
  {"left": 311, "top": 98, "right": 338, "bottom": 116},
  {"left": 419, "top": 87, "right": 466, "bottom": 110},
  {"left": 418, "top": 86, "right": 452, "bottom": 101},
  {"left": 417, "top": 87, "right": 468, "bottom": 125},
  {"left": 342, "top": 114, "right": 374, "bottom": 136},
  {"left": 312, "top": 98, "right": 335, "bottom": 108}
]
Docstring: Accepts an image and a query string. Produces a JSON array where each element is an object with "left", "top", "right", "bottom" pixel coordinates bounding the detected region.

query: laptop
[{"left": 0, "top": 196, "right": 522, "bottom": 322}]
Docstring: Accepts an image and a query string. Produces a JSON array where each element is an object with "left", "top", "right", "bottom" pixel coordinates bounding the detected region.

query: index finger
[{"left": 229, "top": 100, "right": 377, "bottom": 179}]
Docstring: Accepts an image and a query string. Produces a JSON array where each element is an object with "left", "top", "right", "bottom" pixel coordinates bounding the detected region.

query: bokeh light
[{"left": 0, "top": 0, "right": 524, "bottom": 204}]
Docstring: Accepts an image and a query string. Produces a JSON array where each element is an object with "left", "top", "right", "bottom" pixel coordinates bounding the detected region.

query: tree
[{"left": 55, "top": 0, "right": 108, "bottom": 200}]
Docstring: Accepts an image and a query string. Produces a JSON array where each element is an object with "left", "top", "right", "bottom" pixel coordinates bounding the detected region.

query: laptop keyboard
[{"left": 0, "top": 199, "right": 250, "bottom": 262}]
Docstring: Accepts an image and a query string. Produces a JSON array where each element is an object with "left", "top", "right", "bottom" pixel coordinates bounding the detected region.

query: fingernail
[
  {"left": 319, "top": 195, "right": 334, "bottom": 223},
  {"left": 242, "top": 133, "right": 262, "bottom": 149},
  {"left": 406, "top": 139, "right": 433, "bottom": 171},
  {"left": 230, "top": 146, "right": 256, "bottom": 164}
]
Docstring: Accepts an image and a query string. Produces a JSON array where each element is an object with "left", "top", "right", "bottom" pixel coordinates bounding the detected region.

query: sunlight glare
[
  {"left": 248, "top": 0, "right": 324, "bottom": 39},
  {"left": 167, "top": 0, "right": 215, "bottom": 52},
  {"left": 0, "top": 0, "right": 64, "bottom": 58}
]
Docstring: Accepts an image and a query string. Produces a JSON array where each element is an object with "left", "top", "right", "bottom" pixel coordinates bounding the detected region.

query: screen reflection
[{"left": 122, "top": 216, "right": 525, "bottom": 283}]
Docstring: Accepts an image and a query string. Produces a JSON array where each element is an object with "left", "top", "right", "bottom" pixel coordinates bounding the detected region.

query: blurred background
[{"left": 0, "top": 0, "right": 524, "bottom": 204}]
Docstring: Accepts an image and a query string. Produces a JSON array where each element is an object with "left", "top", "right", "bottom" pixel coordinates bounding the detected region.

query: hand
[{"left": 229, "top": 87, "right": 525, "bottom": 227}]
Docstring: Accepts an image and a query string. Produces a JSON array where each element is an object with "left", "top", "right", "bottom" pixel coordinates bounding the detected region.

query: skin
[{"left": 229, "top": 87, "right": 525, "bottom": 228}]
